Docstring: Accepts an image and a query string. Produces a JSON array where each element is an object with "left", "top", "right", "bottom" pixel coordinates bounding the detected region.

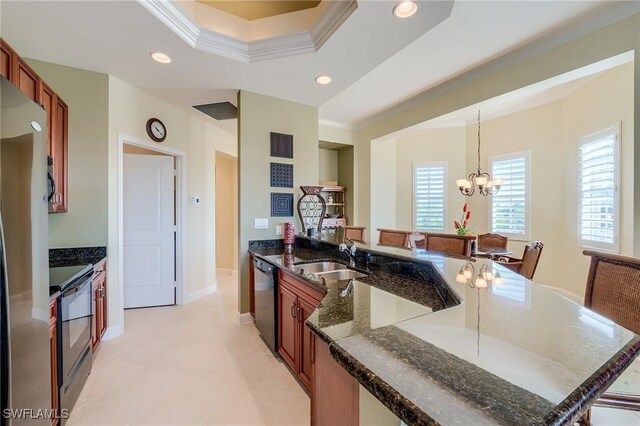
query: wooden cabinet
[
  {"left": 1, "top": 39, "right": 15, "bottom": 81},
  {"left": 321, "top": 186, "right": 346, "bottom": 229},
  {"left": 16, "top": 57, "right": 39, "bottom": 101},
  {"left": 1, "top": 38, "right": 68, "bottom": 213},
  {"left": 49, "top": 298, "right": 59, "bottom": 426},
  {"left": 311, "top": 337, "right": 359, "bottom": 426},
  {"left": 51, "top": 97, "right": 68, "bottom": 212},
  {"left": 92, "top": 259, "right": 107, "bottom": 352},
  {"left": 278, "top": 283, "right": 298, "bottom": 369},
  {"left": 278, "top": 271, "right": 324, "bottom": 392},
  {"left": 249, "top": 254, "right": 255, "bottom": 319}
]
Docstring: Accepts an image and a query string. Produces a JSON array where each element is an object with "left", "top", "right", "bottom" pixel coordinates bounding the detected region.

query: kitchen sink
[
  {"left": 294, "top": 261, "right": 347, "bottom": 274},
  {"left": 313, "top": 269, "right": 368, "bottom": 281}
]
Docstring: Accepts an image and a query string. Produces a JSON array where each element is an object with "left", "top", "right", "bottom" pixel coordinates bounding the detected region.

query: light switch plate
[
  {"left": 275, "top": 225, "right": 282, "bottom": 235},
  {"left": 254, "top": 218, "right": 268, "bottom": 229},
  {"left": 189, "top": 196, "right": 200, "bottom": 205}
]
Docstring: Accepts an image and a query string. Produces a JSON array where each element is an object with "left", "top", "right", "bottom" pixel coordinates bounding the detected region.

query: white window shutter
[
  {"left": 578, "top": 127, "right": 619, "bottom": 252},
  {"left": 414, "top": 163, "right": 446, "bottom": 231},
  {"left": 489, "top": 151, "right": 530, "bottom": 239}
]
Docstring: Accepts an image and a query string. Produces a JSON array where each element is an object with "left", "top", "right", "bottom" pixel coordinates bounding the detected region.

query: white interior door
[{"left": 123, "top": 153, "right": 175, "bottom": 308}]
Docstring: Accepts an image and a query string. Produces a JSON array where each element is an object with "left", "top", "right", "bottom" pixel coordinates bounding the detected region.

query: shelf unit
[{"left": 320, "top": 185, "right": 346, "bottom": 228}]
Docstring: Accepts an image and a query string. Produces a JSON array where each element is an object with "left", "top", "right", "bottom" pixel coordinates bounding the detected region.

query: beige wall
[
  {"left": 318, "top": 148, "right": 338, "bottom": 182},
  {"left": 371, "top": 63, "right": 633, "bottom": 298},
  {"left": 238, "top": 91, "right": 318, "bottom": 314},
  {"left": 319, "top": 122, "right": 354, "bottom": 145},
  {"left": 108, "top": 76, "right": 236, "bottom": 332},
  {"left": 353, "top": 13, "right": 640, "bottom": 264},
  {"left": 394, "top": 126, "right": 467, "bottom": 233},
  {"left": 337, "top": 146, "right": 355, "bottom": 225},
  {"left": 370, "top": 137, "right": 397, "bottom": 234},
  {"left": 215, "top": 152, "right": 238, "bottom": 271},
  {"left": 26, "top": 59, "right": 109, "bottom": 249}
]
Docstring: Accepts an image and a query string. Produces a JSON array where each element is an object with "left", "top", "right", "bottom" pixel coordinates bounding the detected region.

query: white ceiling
[{"left": 1, "top": 1, "right": 637, "bottom": 132}]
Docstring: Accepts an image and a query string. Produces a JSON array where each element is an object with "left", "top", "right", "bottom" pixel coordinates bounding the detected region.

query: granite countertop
[
  {"left": 250, "top": 236, "right": 640, "bottom": 426},
  {"left": 49, "top": 246, "right": 107, "bottom": 268}
]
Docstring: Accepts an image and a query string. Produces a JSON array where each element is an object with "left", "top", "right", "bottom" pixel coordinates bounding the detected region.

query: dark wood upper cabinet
[
  {"left": 1, "top": 38, "right": 69, "bottom": 213},
  {"left": 16, "top": 57, "right": 39, "bottom": 102},
  {"left": 52, "top": 97, "right": 68, "bottom": 212},
  {"left": 0, "top": 39, "right": 14, "bottom": 80}
]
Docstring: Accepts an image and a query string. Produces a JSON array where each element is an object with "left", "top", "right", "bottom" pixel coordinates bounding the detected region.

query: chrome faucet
[{"left": 339, "top": 238, "right": 357, "bottom": 267}]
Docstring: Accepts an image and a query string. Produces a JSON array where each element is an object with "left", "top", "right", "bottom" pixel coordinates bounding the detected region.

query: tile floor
[
  {"left": 67, "top": 273, "right": 309, "bottom": 426},
  {"left": 66, "top": 272, "right": 639, "bottom": 426}
]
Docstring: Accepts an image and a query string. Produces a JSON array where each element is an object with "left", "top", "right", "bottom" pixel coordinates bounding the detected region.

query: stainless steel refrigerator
[{"left": 0, "top": 77, "right": 51, "bottom": 425}]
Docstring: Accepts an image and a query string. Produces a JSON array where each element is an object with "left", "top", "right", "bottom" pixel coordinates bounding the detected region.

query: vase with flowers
[{"left": 454, "top": 203, "right": 473, "bottom": 236}]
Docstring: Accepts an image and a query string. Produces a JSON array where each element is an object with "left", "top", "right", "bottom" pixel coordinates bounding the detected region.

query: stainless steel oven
[
  {"left": 57, "top": 269, "right": 93, "bottom": 420},
  {"left": 59, "top": 271, "right": 92, "bottom": 381}
]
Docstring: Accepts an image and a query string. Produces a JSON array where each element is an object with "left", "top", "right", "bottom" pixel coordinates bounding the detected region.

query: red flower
[
  {"left": 463, "top": 203, "right": 468, "bottom": 213},
  {"left": 454, "top": 221, "right": 460, "bottom": 230},
  {"left": 466, "top": 211, "right": 471, "bottom": 220}
]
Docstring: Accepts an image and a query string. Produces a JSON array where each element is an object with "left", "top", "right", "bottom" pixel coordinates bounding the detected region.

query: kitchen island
[{"left": 249, "top": 235, "right": 639, "bottom": 425}]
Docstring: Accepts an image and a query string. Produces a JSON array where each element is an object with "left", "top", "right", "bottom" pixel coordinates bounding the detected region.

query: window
[
  {"left": 578, "top": 126, "right": 619, "bottom": 252},
  {"left": 489, "top": 151, "right": 530, "bottom": 240},
  {"left": 413, "top": 162, "right": 446, "bottom": 231}
]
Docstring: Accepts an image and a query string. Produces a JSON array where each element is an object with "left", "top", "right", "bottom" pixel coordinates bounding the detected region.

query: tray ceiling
[{"left": 196, "top": 0, "right": 321, "bottom": 21}]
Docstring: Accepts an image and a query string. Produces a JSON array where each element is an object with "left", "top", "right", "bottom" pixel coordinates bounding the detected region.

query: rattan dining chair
[
  {"left": 476, "top": 233, "right": 509, "bottom": 252},
  {"left": 577, "top": 251, "right": 640, "bottom": 425},
  {"left": 496, "top": 241, "right": 544, "bottom": 280}
]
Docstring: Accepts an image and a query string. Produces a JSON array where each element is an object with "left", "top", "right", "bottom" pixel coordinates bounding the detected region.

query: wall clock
[{"left": 146, "top": 118, "right": 167, "bottom": 142}]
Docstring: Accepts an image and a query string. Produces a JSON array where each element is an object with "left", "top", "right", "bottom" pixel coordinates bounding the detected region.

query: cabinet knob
[{"left": 290, "top": 303, "right": 296, "bottom": 318}]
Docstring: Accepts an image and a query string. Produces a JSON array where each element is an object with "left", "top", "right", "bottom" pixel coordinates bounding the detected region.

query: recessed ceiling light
[
  {"left": 150, "top": 52, "right": 172, "bottom": 64},
  {"left": 315, "top": 75, "right": 332, "bottom": 85},
  {"left": 393, "top": 1, "right": 417, "bottom": 18}
]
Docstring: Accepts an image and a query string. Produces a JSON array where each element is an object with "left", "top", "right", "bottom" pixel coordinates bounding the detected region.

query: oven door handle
[{"left": 62, "top": 277, "right": 92, "bottom": 297}]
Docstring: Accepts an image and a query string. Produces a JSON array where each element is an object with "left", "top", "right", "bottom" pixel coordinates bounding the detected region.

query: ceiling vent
[{"left": 192, "top": 102, "right": 238, "bottom": 120}]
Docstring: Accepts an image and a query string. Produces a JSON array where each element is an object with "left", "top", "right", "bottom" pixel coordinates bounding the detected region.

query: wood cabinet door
[
  {"left": 39, "top": 82, "right": 56, "bottom": 156},
  {"left": 100, "top": 278, "right": 107, "bottom": 339},
  {"left": 278, "top": 283, "right": 297, "bottom": 372},
  {"left": 0, "top": 39, "right": 14, "bottom": 81},
  {"left": 92, "top": 283, "right": 100, "bottom": 350},
  {"left": 249, "top": 254, "right": 255, "bottom": 318},
  {"left": 49, "top": 299, "right": 59, "bottom": 426},
  {"left": 16, "top": 57, "right": 39, "bottom": 101},
  {"left": 51, "top": 97, "right": 68, "bottom": 212},
  {"left": 297, "top": 296, "right": 317, "bottom": 391}
]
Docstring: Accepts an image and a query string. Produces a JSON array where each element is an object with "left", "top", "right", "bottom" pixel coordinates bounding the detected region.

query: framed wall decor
[
  {"left": 270, "top": 162, "right": 294, "bottom": 188},
  {"left": 270, "top": 132, "right": 293, "bottom": 158},
  {"left": 271, "top": 193, "right": 294, "bottom": 217}
]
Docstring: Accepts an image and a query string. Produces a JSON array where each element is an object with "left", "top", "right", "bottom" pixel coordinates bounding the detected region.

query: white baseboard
[
  {"left": 237, "top": 311, "right": 254, "bottom": 325},
  {"left": 217, "top": 268, "right": 238, "bottom": 276},
  {"left": 185, "top": 283, "right": 217, "bottom": 304},
  {"left": 102, "top": 323, "right": 124, "bottom": 340}
]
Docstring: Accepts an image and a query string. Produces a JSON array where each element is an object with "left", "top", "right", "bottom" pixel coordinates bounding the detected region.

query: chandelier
[{"left": 456, "top": 111, "right": 504, "bottom": 196}]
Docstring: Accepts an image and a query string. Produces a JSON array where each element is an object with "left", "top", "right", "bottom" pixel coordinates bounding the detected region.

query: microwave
[{"left": 47, "top": 155, "right": 57, "bottom": 212}]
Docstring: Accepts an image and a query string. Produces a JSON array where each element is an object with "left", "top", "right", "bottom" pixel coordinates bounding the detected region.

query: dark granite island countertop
[
  {"left": 49, "top": 246, "right": 107, "bottom": 267},
  {"left": 249, "top": 236, "right": 640, "bottom": 426}
]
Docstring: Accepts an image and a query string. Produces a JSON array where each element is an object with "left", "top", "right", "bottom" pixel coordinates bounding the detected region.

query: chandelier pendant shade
[{"left": 457, "top": 111, "right": 504, "bottom": 196}]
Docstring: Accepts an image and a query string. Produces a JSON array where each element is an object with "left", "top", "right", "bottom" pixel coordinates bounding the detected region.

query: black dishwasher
[{"left": 253, "top": 258, "right": 278, "bottom": 352}]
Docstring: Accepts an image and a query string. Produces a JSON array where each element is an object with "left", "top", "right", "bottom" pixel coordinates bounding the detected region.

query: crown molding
[
  {"left": 138, "top": 0, "right": 200, "bottom": 47},
  {"left": 138, "top": 0, "right": 357, "bottom": 63},
  {"left": 319, "top": 119, "right": 353, "bottom": 130},
  {"left": 310, "top": 0, "right": 358, "bottom": 49}
]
